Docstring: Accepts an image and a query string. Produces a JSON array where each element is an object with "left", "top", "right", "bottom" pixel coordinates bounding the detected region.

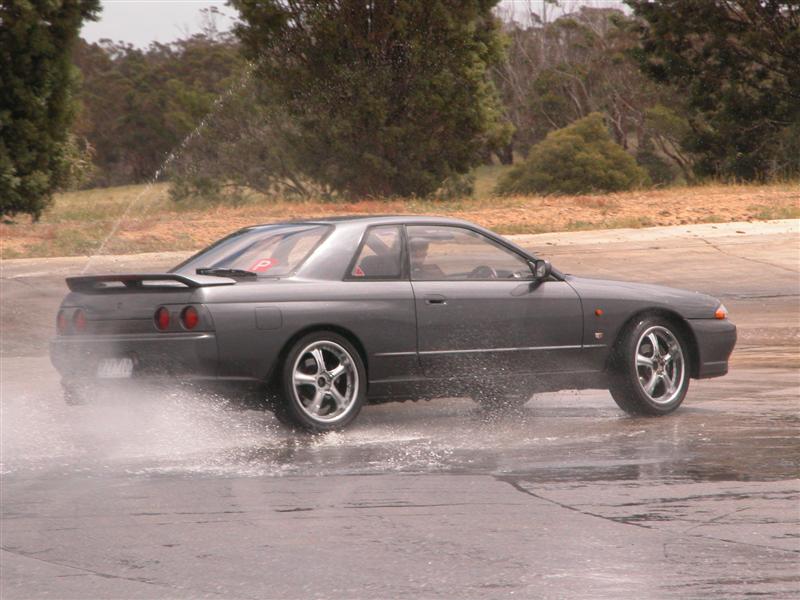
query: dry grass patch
[{"left": 1, "top": 181, "right": 798, "bottom": 259}]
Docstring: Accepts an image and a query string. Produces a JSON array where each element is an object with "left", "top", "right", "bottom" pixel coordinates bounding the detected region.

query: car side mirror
[{"left": 530, "top": 259, "right": 551, "bottom": 282}]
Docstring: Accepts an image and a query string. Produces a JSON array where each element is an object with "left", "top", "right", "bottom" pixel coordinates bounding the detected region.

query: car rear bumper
[
  {"left": 50, "top": 332, "right": 219, "bottom": 381},
  {"left": 687, "top": 319, "right": 737, "bottom": 379}
]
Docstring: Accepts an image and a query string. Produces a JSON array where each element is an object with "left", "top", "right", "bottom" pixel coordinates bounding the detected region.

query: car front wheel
[
  {"left": 609, "top": 318, "right": 690, "bottom": 416},
  {"left": 271, "top": 332, "right": 366, "bottom": 432}
]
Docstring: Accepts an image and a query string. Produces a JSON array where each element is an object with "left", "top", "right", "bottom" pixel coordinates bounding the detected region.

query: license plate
[{"left": 96, "top": 358, "right": 133, "bottom": 379}]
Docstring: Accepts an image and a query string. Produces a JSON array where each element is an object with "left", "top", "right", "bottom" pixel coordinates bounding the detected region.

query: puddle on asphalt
[{"left": 2, "top": 381, "right": 798, "bottom": 483}]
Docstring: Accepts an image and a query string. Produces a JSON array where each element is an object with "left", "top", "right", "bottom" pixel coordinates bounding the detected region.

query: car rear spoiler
[{"left": 66, "top": 273, "right": 236, "bottom": 293}]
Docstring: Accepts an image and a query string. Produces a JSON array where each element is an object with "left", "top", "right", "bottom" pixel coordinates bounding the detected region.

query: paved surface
[{"left": 1, "top": 220, "right": 799, "bottom": 598}]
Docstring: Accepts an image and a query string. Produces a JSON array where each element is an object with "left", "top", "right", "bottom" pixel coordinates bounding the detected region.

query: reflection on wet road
[{"left": 3, "top": 361, "right": 797, "bottom": 484}]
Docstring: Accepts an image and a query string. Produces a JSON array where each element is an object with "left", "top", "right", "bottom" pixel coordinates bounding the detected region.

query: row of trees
[
  {"left": 2, "top": 1, "right": 799, "bottom": 219},
  {"left": 495, "top": 6, "right": 701, "bottom": 185},
  {"left": 72, "top": 25, "right": 245, "bottom": 187},
  {"left": 495, "top": 1, "right": 800, "bottom": 185}
]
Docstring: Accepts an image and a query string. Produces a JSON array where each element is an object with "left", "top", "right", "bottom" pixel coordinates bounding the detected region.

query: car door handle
[{"left": 425, "top": 294, "right": 447, "bottom": 305}]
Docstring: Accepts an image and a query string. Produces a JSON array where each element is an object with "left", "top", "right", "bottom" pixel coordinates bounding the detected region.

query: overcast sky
[
  {"left": 80, "top": 0, "right": 626, "bottom": 48},
  {"left": 80, "top": 1, "right": 239, "bottom": 47}
]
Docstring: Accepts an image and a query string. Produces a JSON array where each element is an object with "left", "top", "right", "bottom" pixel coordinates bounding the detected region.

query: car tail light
[
  {"left": 56, "top": 310, "right": 69, "bottom": 334},
  {"left": 714, "top": 304, "right": 728, "bottom": 320},
  {"left": 181, "top": 306, "right": 199, "bottom": 330},
  {"left": 155, "top": 307, "right": 170, "bottom": 331},
  {"left": 73, "top": 308, "right": 87, "bottom": 333}
]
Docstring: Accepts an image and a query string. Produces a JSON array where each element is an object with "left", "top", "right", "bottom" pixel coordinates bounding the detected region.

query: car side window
[
  {"left": 407, "top": 225, "right": 532, "bottom": 281},
  {"left": 350, "top": 225, "right": 403, "bottom": 279}
]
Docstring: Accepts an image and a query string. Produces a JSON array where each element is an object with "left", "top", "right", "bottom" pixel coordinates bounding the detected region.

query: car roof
[{"left": 248, "top": 215, "right": 476, "bottom": 229}]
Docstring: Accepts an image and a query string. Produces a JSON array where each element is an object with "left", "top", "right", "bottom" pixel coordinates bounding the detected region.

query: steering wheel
[{"left": 467, "top": 265, "right": 497, "bottom": 280}]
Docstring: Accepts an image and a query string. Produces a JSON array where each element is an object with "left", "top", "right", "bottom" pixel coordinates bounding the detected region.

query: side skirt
[{"left": 366, "top": 370, "right": 609, "bottom": 404}]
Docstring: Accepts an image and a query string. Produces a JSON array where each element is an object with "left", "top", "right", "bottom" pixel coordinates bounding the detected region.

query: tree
[
  {"left": 495, "top": 112, "right": 649, "bottom": 195},
  {"left": 642, "top": 104, "right": 694, "bottom": 183},
  {"left": 231, "top": 0, "right": 510, "bottom": 198},
  {"left": 0, "top": 0, "right": 100, "bottom": 220},
  {"left": 627, "top": 0, "right": 800, "bottom": 180},
  {"left": 167, "top": 77, "right": 314, "bottom": 203}
]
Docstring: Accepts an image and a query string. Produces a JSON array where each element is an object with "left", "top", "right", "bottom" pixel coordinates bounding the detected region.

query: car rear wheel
[
  {"left": 61, "top": 380, "right": 92, "bottom": 405},
  {"left": 271, "top": 332, "right": 366, "bottom": 432},
  {"left": 609, "top": 317, "right": 690, "bottom": 415}
]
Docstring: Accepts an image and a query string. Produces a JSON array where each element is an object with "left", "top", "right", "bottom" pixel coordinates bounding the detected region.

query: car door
[
  {"left": 406, "top": 225, "right": 583, "bottom": 378},
  {"left": 344, "top": 224, "right": 420, "bottom": 390}
]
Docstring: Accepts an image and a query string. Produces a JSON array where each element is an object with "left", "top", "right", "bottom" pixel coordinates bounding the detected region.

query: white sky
[
  {"left": 80, "top": 1, "right": 239, "bottom": 47},
  {"left": 80, "top": 0, "right": 627, "bottom": 48}
]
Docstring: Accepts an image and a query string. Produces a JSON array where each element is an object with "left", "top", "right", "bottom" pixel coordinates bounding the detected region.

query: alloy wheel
[
  {"left": 291, "top": 340, "right": 359, "bottom": 422},
  {"left": 635, "top": 326, "right": 685, "bottom": 405}
]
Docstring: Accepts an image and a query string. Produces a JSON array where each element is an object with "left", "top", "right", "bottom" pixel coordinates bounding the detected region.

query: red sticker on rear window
[
  {"left": 249, "top": 258, "right": 278, "bottom": 272},
  {"left": 353, "top": 265, "right": 365, "bottom": 277}
]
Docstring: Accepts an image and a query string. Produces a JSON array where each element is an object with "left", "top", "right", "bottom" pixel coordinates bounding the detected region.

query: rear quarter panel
[{"left": 199, "top": 280, "right": 418, "bottom": 384}]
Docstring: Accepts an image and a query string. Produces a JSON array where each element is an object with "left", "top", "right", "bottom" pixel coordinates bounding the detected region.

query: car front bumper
[{"left": 687, "top": 318, "right": 737, "bottom": 379}]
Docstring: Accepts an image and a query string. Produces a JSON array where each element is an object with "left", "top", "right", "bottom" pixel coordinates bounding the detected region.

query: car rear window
[{"left": 171, "top": 224, "right": 331, "bottom": 277}]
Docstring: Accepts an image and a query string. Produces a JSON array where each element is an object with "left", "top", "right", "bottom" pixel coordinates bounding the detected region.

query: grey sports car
[{"left": 51, "top": 216, "right": 736, "bottom": 431}]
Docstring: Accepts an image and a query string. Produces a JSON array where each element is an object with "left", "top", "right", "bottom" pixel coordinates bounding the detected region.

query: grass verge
[{"left": 1, "top": 176, "right": 798, "bottom": 259}]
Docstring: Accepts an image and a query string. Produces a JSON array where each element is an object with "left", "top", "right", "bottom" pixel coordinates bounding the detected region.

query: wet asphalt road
[{"left": 1, "top": 220, "right": 799, "bottom": 598}]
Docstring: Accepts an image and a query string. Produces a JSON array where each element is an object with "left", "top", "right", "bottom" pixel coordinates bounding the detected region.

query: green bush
[{"left": 495, "top": 113, "right": 649, "bottom": 195}]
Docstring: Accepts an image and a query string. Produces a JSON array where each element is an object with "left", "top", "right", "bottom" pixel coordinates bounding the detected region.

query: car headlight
[{"left": 714, "top": 303, "right": 728, "bottom": 320}]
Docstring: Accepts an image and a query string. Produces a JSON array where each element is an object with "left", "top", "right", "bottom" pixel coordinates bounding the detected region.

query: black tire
[
  {"left": 608, "top": 316, "right": 690, "bottom": 416},
  {"left": 61, "top": 380, "right": 92, "bottom": 405},
  {"left": 270, "top": 331, "right": 367, "bottom": 432}
]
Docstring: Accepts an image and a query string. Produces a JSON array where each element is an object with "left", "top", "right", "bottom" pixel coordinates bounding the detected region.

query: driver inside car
[{"left": 409, "top": 239, "right": 446, "bottom": 280}]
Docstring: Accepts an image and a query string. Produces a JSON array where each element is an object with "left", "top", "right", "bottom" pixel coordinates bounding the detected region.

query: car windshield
[{"left": 171, "top": 224, "right": 331, "bottom": 278}]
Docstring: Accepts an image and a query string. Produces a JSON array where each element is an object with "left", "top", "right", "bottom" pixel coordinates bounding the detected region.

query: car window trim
[
  {"left": 404, "top": 224, "right": 536, "bottom": 282},
  {"left": 343, "top": 224, "right": 408, "bottom": 281}
]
